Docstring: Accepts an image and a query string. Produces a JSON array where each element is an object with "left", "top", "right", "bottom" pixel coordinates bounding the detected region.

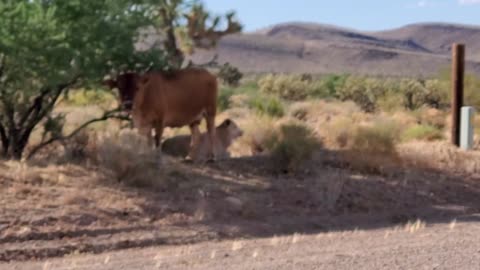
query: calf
[{"left": 162, "top": 118, "right": 243, "bottom": 162}]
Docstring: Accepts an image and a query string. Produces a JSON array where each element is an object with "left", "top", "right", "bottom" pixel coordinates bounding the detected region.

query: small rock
[{"left": 225, "top": 196, "right": 244, "bottom": 212}]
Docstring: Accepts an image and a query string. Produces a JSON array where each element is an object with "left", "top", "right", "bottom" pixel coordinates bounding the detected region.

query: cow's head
[{"left": 102, "top": 72, "right": 140, "bottom": 111}]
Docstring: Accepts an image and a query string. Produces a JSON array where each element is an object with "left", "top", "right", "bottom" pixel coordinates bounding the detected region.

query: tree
[{"left": 0, "top": 0, "right": 241, "bottom": 160}]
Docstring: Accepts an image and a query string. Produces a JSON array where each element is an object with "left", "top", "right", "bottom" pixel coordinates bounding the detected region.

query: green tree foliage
[
  {"left": 218, "top": 62, "right": 243, "bottom": 86},
  {"left": 0, "top": 0, "right": 241, "bottom": 160}
]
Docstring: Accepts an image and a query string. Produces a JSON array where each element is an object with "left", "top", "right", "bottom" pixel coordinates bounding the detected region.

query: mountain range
[{"left": 187, "top": 22, "right": 480, "bottom": 77}]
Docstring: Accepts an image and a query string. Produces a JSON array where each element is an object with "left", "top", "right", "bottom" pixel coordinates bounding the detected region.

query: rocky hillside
[{"left": 187, "top": 22, "right": 480, "bottom": 77}]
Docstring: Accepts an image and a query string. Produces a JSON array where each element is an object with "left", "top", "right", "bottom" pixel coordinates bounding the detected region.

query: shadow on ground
[{"left": 1, "top": 148, "right": 480, "bottom": 262}]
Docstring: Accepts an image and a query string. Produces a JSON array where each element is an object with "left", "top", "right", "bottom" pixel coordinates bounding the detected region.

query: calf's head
[{"left": 217, "top": 118, "right": 244, "bottom": 144}]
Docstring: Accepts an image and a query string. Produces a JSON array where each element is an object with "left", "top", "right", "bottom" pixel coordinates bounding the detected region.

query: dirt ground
[
  {"left": 1, "top": 147, "right": 480, "bottom": 266},
  {"left": 3, "top": 218, "right": 480, "bottom": 270}
]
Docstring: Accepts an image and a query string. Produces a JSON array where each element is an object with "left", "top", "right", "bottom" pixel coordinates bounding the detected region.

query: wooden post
[{"left": 451, "top": 43, "right": 465, "bottom": 147}]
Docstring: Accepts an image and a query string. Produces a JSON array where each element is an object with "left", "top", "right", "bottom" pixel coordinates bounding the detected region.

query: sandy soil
[
  {"left": 3, "top": 217, "right": 480, "bottom": 270},
  {"left": 1, "top": 149, "right": 480, "bottom": 265}
]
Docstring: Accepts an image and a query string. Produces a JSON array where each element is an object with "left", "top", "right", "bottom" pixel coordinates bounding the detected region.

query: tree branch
[
  {"left": 185, "top": 54, "right": 219, "bottom": 69},
  {"left": 21, "top": 76, "right": 80, "bottom": 129},
  {"left": 26, "top": 108, "right": 130, "bottom": 160},
  {"left": 160, "top": 5, "right": 184, "bottom": 68},
  {"left": 19, "top": 76, "right": 80, "bottom": 147}
]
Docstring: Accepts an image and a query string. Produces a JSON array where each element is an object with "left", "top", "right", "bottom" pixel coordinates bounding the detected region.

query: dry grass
[
  {"left": 232, "top": 114, "right": 278, "bottom": 156},
  {"left": 412, "top": 107, "right": 447, "bottom": 129},
  {"left": 403, "top": 219, "right": 427, "bottom": 233},
  {"left": 398, "top": 141, "right": 480, "bottom": 174},
  {"left": 264, "top": 119, "right": 322, "bottom": 173},
  {"left": 340, "top": 121, "right": 402, "bottom": 174},
  {"left": 22, "top": 94, "right": 480, "bottom": 191},
  {"left": 87, "top": 129, "right": 168, "bottom": 189},
  {"left": 401, "top": 124, "right": 444, "bottom": 142}
]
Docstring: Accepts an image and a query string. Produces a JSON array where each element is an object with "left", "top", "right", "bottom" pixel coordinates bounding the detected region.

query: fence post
[{"left": 451, "top": 43, "right": 465, "bottom": 147}]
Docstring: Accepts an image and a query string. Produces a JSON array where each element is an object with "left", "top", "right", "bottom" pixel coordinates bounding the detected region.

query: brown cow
[{"left": 103, "top": 68, "right": 218, "bottom": 162}]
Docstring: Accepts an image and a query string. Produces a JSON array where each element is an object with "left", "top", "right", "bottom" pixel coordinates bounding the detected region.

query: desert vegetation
[
  {"left": 2, "top": 0, "right": 480, "bottom": 265},
  {"left": 26, "top": 68, "right": 480, "bottom": 178}
]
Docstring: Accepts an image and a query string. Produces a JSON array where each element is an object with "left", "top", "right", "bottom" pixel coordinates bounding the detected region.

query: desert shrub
[
  {"left": 218, "top": 87, "right": 236, "bottom": 111},
  {"left": 341, "top": 121, "right": 402, "bottom": 174},
  {"left": 308, "top": 74, "right": 348, "bottom": 99},
  {"left": 377, "top": 92, "right": 405, "bottom": 113},
  {"left": 422, "top": 79, "right": 449, "bottom": 109},
  {"left": 437, "top": 69, "right": 480, "bottom": 110},
  {"left": 402, "top": 125, "right": 444, "bottom": 142},
  {"left": 61, "top": 130, "right": 91, "bottom": 163},
  {"left": 237, "top": 115, "right": 277, "bottom": 155},
  {"left": 91, "top": 130, "right": 165, "bottom": 189},
  {"left": 288, "top": 102, "right": 310, "bottom": 121},
  {"left": 323, "top": 117, "right": 357, "bottom": 148},
  {"left": 300, "top": 73, "right": 313, "bottom": 82},
  {"left": 258, "top": 74, "right": 310, "bottom": 101},
  {"left": 396, "top": 79, "right": 449, "bottom": 111},
  {"left": 249, "top": 95, "right": 285, "bottom": 118},
  {"left": 336, "top": 76, "right": 386, "bottom": 112},
  {"left": 463, "top": 74, "right": 480, "bottom": 110},
  {"left": 412, "top": 107, "right": 447, "bottom": 129},
  {"left": 218, "top": 63, "right": 243, "bottom": 86},
  {"left": 350, "top": 122, "right": 400, "bottom": 155},
  {"left": 236, "top": 80, "right": 259, "bottom": 94},
  {"left": 264, "top": 121, "right": 322, "bottom": 173}
]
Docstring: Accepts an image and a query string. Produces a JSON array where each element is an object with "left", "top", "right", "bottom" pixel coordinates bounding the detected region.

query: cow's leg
[
  {"left": 154, "top": 125, "right": 164, "bottom": 165},
  {"left": 205, "top": 114, "right": 216, "bottom": 163},
  {"left": 186, "top": 122, "right": 201, "bottom": 162},
  {"left": 154, "top": 131, "right": 160, "bottom": 148},
  {"left": 138, "top": 126, "right": 153, "bottom": 148}
]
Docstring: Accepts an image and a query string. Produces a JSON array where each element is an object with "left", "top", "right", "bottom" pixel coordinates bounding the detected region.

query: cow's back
[{"left": 135, "top": 68, "right": 218, "bottom": 128}]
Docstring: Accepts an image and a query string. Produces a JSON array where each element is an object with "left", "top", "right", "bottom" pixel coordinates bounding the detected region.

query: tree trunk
[
  {"left": 7, "top": 142, "right": 25, "bottom": 160},
  {"left": 5, "top": 132, "right": 27, "bottom": 160},
  {"left": 0, "top": 126, "right": 8, "bottom": 158}
]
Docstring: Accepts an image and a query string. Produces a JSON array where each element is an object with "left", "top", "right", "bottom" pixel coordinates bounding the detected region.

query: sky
[{"left": 202, "top": 0, "right": 480, "bottom": 32}]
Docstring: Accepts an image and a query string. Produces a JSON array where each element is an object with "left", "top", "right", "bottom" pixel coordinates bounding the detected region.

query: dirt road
[{"left": 3, "top": 215, "right": 479, "bottom": 270}]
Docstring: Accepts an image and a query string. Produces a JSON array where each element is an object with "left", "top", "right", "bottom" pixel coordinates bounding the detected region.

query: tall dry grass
[{"left": 87, "top": 129, "right": 170, "bottom": 189}]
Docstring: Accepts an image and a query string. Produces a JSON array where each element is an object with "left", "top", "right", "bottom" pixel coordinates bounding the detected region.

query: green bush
[
  {"left": 437, "top": 68, "right": 480, "bottom": 110},
  {"left": 402, "top": 125, "right": 444, "bottom": 142},
  {"left": 258, "top": 74, "right": 310, "bottom": 101},
  {"left": 336, "top": 76, "right": 385, "bottom": 112},
  {"left": 217, "top": 87, "right": 236, "bottom": 111},
  {"left": 249, "top": 95, "right": 285, "bottom": 118},
  {"left": 308, "top": 74, "right": 348, "bottom": 99},
  {"left": 265, "top": 122, "right": 322, "bottom": 173},
  {"left": 217, "top": 80, "right": 260, "bottom": 111}
]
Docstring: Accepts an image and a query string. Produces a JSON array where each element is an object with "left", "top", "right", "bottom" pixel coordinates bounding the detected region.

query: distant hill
[{"left": 185, "top": 22, "right": 480, "bottom": 77}]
